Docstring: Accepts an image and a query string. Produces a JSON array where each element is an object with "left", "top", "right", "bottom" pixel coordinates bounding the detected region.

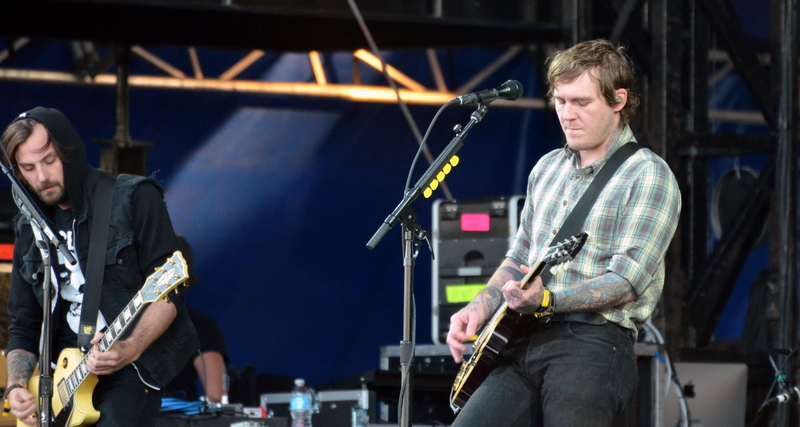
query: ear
[{"left": 613, "top": 89, "right": 628, "bottom": 112}]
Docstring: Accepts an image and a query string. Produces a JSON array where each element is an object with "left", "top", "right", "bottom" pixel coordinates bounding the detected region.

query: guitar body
[
  {"left": 449, "top": 233, "right": 588, "bottom": 413},
  {"left": 14, "top": 252, "right": 189, "bottom": 426},
  {"left": 18, "top": 348, "right": 99, "bottom": 427},
  {"left": 450, "top": 306, "right": 521, "bottom": 410}
]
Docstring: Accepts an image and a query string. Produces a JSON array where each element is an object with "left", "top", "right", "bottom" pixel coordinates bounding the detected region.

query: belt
[
  {"left": 550, "top": 313, "right": 607, "bottom": 325},
  {"left": 518, "top": 312, "right": 608, "bottom": 328}
]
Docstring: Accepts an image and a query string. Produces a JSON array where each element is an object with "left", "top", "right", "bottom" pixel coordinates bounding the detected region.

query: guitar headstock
[
  {"left": 140, "top": 251, "right": 189, "bottom": 304},
  {"left": 542, "top": 232, "right": 588, "bottom": 266}
]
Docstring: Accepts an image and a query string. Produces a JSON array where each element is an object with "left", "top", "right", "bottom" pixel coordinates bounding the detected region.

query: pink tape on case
[{"left": 461, "top": 213, "right": 490, "bottom": 232}]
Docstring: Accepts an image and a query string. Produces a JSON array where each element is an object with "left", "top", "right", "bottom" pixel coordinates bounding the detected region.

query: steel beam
[
  {"left": 681, "top": 134, "right": 774, "bottom": 157},
  {"left": 649, "top": 0, "right": 685, "bottom": 359},
  {"left": 684, "top": 161, "right": 773, "bottom": 347},
  {"left": 770, "top": 0, "right": 798, "bottom": 423},
  {"left": 0, "top": 0, "right": 563, "bottom": 52},
  {"left": 697, "top": 0, "right": 776, "bottom": 129},
  {"left": 683, "top": 0, "right": 711, "bottom": 344}
]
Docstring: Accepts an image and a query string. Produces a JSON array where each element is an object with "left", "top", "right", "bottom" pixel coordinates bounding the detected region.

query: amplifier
[
  {"left": 431, "top": 196, "right": 525, "bottom": 344},
  {"left": 379, "top": 344, "right": 470, "bottom": 376},
  {"left": 259, "top": 389, "right": 374, "bottom": 427},
  {"left": 156, "top": 414, "right": 287, "bottom": 427}
]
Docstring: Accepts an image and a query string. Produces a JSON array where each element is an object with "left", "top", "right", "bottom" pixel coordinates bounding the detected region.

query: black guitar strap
[
  {"left": 77, "top": 174, "right": 116, "bottom": 350},
  {"left": 539, "top": 142, "right": 642, "bottom": 286}
]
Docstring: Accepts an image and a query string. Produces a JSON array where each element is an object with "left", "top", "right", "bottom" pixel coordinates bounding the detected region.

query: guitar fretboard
[
  {"left": 56, "top": 292, "right": 145, "bottom": 404},
  {"left": 53, "top": 254, "right": 185, "bottom": 406}
]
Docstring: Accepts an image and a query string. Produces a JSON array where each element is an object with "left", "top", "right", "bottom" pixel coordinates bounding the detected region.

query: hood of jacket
[{"left": 13, "top": 106, "right": 91, "bottom": 217}]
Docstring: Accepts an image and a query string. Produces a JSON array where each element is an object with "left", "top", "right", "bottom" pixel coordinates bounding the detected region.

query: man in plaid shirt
[{"left": 447, "top": 39, "right": 681, "bottom": 426}]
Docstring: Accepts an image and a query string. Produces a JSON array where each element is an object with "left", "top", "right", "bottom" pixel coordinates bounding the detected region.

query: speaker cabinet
[{"left": 431, "top": 196, "right": 524, "bottom": 344}]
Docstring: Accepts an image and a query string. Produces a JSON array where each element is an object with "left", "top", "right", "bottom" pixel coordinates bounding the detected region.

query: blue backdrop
[
  {"left": 0, "top": 43, "right": 563, "bottom": 388},
  {"left": 0, "top": 1, "right": 774, "bottom": 389}
]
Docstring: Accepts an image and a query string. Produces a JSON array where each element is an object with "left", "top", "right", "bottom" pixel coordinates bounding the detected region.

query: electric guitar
[
  {"left": 449, "top": 232, "right": 588, "bottom": 413},
  {"left": 19, "top": 251, "right": 189, "bottom": 427}
]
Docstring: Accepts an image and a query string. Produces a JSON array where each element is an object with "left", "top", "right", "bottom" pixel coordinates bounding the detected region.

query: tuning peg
[{"left": 550, "top": 261, "right": 572, "bottom": 276}]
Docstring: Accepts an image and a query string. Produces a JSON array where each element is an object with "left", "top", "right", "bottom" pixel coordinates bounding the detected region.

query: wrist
[
  {"left": 534, "top": 289, "right": 556, "bottom": 318},
  {"left": 3, "top": 383, "right": 24, "bottom": 401}
]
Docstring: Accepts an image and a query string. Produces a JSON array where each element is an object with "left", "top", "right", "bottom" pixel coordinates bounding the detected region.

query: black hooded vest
[{"left": 5, "top": 107, "right": 198, "bottom": 386}]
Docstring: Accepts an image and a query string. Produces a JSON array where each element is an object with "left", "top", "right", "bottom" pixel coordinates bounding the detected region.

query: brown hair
[
  {"left": 1, "top": 118, "right": 66, "bottom": 175},
  {"left": 546, "top": 39, "right": 639, "bottom": 125}
]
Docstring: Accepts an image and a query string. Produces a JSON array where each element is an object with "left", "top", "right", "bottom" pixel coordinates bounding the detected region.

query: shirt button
[
  {"left": 562, "top": 200, "right": 568, "bottom": 206},
  {"left": 117, "top": 259, "right": 123, "bottom": 265},
  {"left": 552, "top": 228, "right": 558, "bottom": 235}
]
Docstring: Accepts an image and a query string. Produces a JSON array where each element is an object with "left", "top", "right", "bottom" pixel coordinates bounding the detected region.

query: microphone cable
[
  {"left": 641, "top": 318, "right": 691, "bottom": 427},
  {"left": 757, "top": 348, "right": 800, "bottom": 413},
  {"left": 346, "top": 0, "right": 452, "bottom": 201}
]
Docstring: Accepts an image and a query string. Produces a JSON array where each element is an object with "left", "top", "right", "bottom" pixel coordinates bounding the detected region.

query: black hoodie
[{"left": 6, "top": 107, "right": 198, "bottom": 387}]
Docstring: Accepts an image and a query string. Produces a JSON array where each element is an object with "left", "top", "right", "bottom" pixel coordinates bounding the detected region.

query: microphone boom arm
[
  {"left": 366, "top": 104, "right": 488, "bottom": 250},
  {"left": 2, "top": 164, "right": 76, "bottom": 265}
]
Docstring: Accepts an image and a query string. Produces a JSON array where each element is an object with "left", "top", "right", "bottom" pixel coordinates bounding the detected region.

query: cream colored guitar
[
  {"left": 19, "top": 251, "right": 188, "bottom": 427},
  {"left": 450, "top": 233, "right": 588, "bottom": 413}
]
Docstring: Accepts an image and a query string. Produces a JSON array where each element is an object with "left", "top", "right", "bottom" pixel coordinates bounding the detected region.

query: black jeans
[
  {"left": 92, "top": 364, "right": 163, "bottom": 426},
  {"left": 451, "top": 320, "right": 638, "bottom": 427}
]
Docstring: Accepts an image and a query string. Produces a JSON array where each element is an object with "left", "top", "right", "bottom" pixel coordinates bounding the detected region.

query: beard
[{"left": 31, "top": 181, "right": 68, "bottom": 206}]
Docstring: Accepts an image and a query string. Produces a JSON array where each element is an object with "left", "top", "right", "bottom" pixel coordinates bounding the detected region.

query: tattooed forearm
[
  {"left": 555, "top": 272, "right": 635, "bottom": 313},
  {"left": 498, "top": 266, "right": 525, "bottom": 282},
  {"left": 487, "top": 259, "right": 522, "bottom": 289},
  {"left": 6, "top": 349, "right": 36, "bottom": 385},
  {"left": 466, "top": 286, "right": 504, "bottom": 316},
  {"left": 466, "top": 259, "right": 521, "bottom": 315}
]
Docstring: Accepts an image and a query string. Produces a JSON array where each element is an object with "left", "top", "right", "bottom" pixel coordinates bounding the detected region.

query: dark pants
[
  {"left": 92, "top": 365, "right": 163, "bottom": 427},
  {"left": 451, "top": 320, "right": 639, "bottom": 427}
]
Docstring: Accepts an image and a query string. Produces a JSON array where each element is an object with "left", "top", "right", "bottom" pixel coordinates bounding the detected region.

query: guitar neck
[
  {"left": 97, "top": 291, "right": 147, "bottom": 352},
  {"left": 486, "top": 259, "right": 547, "bottom": 322},
  {"left": 60, "top": 291, "right": 148, "bottom": 400},
  {"left": 54, "top": 251, "right": 187, "bottom": 407},
  {"left": 520, "top": 260, "right": 547, "bottom": 288}
]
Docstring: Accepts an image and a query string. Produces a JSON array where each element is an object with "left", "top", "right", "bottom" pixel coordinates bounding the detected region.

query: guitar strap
[
  {"left": 77, "top": 174, "right": 116, "bottom": 350},
  {"left": 539, "top": 142, "right": 642, "bottom": 286}
]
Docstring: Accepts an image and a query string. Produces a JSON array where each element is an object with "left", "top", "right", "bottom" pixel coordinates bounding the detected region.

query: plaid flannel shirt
[{"left": 507, "top": 125, "right": 681, "bottom": 339}]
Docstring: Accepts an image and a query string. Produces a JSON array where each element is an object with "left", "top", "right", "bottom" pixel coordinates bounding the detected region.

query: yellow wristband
[
  {"left": 534, "top": 289, "right": 556, "bottom": 318},
  {"left": 536, "top": 289, "right": 551, "bottom": 313}
]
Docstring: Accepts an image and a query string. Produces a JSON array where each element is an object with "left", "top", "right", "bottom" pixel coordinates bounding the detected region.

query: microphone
[
  {"left": 452, "top": 80, "right": 524, "bottom": 105},
  {"left": 767, "top": 386, "right": 800, "bottom": 405}
]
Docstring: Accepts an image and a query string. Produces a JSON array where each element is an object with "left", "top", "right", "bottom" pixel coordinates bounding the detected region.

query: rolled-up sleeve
[{"left": 608, "top": 159, "right": 681, "bottom": 297}]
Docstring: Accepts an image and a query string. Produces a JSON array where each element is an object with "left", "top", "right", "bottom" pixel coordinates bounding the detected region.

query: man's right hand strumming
[
  {"left": 446, "top": 300, "right": 490, "bottom": 364},
  {"left": 446, "top": 258, "right": 527, "bottom": 363}
]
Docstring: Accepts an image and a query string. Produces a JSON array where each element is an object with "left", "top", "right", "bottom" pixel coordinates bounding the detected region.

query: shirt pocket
[
  {"left": 583, "top": 196, "right": 622, "bottom": 248},
  {"left": 20, "top": 249, "right": 45, "bottom": 288}
]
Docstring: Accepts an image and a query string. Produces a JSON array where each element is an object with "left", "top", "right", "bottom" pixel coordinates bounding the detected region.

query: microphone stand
[
  {"left": 29, "top": 224, "right": 54, "bottom": 427},
  {"left": 1, "top": 166, "right": 75, "bottom": 427},
  {"left": 366, "top": 103, "right": 489, "bottom": 427}
]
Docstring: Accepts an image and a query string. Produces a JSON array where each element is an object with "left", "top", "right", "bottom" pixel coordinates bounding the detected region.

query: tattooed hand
[
  {"left": 5, "top": 349, "right": 38, "bottom": 425},
  {"left": 447, "top": 258, "right": 531, "bottom": 363},
  {"left": 446, "top": 293, "right": 494, "bottom": 363},
  {"left": 503, "top": 265, "right": 544, "bottom": 314}
]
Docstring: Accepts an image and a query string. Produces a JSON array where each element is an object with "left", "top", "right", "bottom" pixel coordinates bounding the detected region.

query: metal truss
[
  {"left": 0, "top": 36, "right": 768, "bottom": 126},
  {"left": 0, "top": 38, "right": 546, "bottom": 110}
]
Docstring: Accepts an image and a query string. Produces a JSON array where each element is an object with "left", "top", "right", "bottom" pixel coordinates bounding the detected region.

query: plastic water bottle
[
  {"left": 351, "top": 404, "right": 368, "bottom": 427},
  {"left": 290, "top": 378, "right": 313, "bottom": 427}
]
